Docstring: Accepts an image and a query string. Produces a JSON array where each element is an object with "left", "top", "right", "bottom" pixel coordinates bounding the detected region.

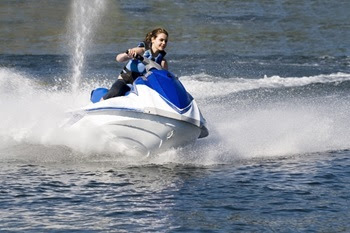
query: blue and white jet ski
[{"left": 64, "top": 55, "right": 208, "bottom": 155}]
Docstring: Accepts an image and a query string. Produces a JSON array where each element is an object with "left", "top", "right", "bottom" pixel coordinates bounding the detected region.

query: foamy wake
[
  {"left": 1, "top": 68, "right": 350, "bottom": 165},
  {"left": 182, "top": 72, "right": 350, "bottom": 99}
]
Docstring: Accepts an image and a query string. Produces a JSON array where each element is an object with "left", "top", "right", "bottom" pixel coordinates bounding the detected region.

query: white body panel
[{"left": 64, "top": 82, "right": 208, "bottom": 155}]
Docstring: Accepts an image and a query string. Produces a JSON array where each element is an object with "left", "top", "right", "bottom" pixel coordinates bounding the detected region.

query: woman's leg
[{"left": 102, "top": 79, "right": 130, "bottom": 100}]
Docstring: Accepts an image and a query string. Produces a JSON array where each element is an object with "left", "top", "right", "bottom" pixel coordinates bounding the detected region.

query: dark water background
[{"left": 1, "top": 0, "right": 350, "bottom": 232}]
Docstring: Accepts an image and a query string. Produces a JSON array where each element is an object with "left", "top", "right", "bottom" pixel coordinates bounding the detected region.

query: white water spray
[{"left": 68, "top": 0, "right": 106, "bottom": 94}]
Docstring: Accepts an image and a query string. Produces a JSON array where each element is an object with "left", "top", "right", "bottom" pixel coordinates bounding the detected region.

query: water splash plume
[{"left": 68, "top": 0, "right": 107, "bottom": 94}]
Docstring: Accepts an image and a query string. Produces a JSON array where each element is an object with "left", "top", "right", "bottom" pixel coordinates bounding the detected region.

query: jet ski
[{"left": 63, "top": 55, "right": 208, "bottom": 155}]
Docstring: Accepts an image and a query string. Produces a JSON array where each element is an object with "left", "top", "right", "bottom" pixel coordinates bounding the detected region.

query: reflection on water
[{"left": 1, "top": 153, "right": 350, "bottom": 232}]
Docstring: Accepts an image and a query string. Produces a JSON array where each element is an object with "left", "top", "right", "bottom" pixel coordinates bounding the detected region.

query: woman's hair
[{"left": 145, "top": 28, "right": 168, "bottom": 47}]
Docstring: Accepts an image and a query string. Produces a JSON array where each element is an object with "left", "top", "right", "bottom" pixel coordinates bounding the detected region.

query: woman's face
[{"left": 152, "top": 33, "right": 168, "bottom": 51}]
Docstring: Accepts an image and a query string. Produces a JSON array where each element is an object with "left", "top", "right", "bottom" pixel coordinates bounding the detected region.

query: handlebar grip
[
  {"left": 134, "top": 54, "right": 144, "bottom": 61},
  {"left": 125, "top": 49, "right": 144, "bottom": 61}
]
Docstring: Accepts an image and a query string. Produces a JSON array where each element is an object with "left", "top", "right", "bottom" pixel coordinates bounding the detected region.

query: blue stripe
[
  {"left": 159, "top": 95, "right": 193, "bottom": 114},
  {"left": 85, "top": 107, "right": 142, "bottom": 113}
]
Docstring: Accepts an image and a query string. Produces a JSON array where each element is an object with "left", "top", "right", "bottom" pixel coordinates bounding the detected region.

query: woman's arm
[{"left": 116, "top": 47, "right": 145, "bottom": 62}]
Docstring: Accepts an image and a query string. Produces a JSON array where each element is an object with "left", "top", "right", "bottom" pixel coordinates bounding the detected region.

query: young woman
[{"left": 102, "top": 28, "right": 169, "bottom": 100}]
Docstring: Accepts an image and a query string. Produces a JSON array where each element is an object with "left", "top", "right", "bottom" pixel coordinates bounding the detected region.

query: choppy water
[{"left": 1, "top": 0, "right": 350, "bottom": 232}]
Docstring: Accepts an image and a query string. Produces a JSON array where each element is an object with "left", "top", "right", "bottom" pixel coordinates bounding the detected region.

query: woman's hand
[
  {"left": 116, "top": 47, "right": 145, "bottom": 62},
  {"left": 126, "top": 48, "right": 138, "bottom": 58}
]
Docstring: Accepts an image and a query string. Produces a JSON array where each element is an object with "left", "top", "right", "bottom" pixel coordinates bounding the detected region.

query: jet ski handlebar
[
  {"left": 125, "top": 49, "right": 162, "bottom": 71},
  {"left": 125, "top": 50, "right": 144, "bottom": 61}
]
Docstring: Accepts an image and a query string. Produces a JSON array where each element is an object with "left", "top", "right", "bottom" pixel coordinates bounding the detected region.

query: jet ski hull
[{"left": 68, "top": 109, "right": 202, "bottom": 155}]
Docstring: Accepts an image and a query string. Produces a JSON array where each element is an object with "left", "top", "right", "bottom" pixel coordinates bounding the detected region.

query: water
[
  {"left": 68, "top": 0, "right": 106, "bottom": 94},
  {"left": 1, "top": 0, "right": 350, "bottom": 232}
]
